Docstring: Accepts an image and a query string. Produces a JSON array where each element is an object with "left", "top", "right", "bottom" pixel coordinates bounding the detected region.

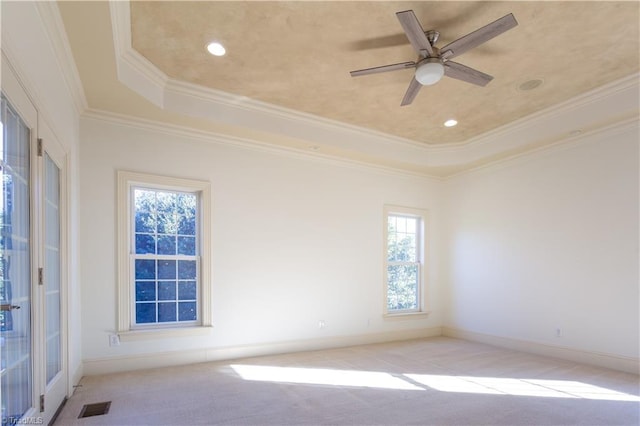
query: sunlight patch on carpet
[
  {"left": 231, "top": 364, "right": 639, "bottom": 402},
  {"left": 231, "top": 365, "right": 422, "bottom": 390},
  {"left": 406, "top": 374, "right": 640, "bottom": 401}
]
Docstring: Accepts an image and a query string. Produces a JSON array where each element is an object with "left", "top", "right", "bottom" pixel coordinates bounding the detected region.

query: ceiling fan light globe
[{"left": 415, "top": 61, "right": 444, "bottom": 86}]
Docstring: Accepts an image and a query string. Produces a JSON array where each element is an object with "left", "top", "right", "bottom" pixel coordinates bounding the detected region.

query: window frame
[
  {"left": 117, "top": 171, "right": 212, "bottom": 340},
  {"left": 383, "top": 205, "right": 430, "bottom": 319}
]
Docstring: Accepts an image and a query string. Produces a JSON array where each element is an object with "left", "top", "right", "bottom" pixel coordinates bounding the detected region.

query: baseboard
[
  {"left": 81, "top": 326, "right": 637, "bottom": 376},
  {"left": 442, "top": 327, "right": 639, "bottom": 375},
  {"left": 83, "top": 326, "right": 442, "bottom": 375},
  {"left": 69, "top": 363, "right": 83, "bottom": 396}
]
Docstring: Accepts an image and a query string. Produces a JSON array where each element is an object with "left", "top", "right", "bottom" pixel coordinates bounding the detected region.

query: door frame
[{"left": 1, "top": 52, "right": 70, "bottom": 426}]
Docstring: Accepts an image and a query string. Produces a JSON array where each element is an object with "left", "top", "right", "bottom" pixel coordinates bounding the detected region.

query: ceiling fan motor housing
[{"left": 425, "top": 30, "right": 440, "bottom": 46}]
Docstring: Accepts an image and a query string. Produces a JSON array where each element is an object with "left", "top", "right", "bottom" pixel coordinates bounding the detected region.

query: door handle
[{"left": 0, "top": 304, "right": 21, "bottom": 311}]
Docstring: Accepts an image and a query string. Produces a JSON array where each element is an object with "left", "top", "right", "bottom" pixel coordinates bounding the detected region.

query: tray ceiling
[
  {"left": 129, "top": 1, "right": 639, "bottom": 144},
  {"left": 57, "top": 1, "right": 639, "bottom": 176}
]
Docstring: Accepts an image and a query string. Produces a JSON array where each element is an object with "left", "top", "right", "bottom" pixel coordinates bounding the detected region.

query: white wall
[
  {"left": 443, "top": 124, "right": 639, "bottom": 360},
  {"left": 80, "top": 115, "right": 639, "bottom": 373},
  {"left": 1, "top": 1, "right": 83, "bottom": 388},
  {"left": 79, "top": 117, "right": 444, "bottom": 365}
]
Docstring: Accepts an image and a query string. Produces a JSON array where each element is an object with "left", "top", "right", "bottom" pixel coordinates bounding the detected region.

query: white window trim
[
  {"left": 383, "top": 205, "right": 430, "bottom": 320},
  {"left": 117, "top": 171, "right": 212, "bottom": 340}
]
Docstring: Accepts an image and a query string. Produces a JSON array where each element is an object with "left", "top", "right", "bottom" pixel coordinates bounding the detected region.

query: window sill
[
  {"left": 117, "top": 325, "right": 213, "bottom": 342},
  {"left": 383, "top": 311, "right": 431, "bottom": 321}
]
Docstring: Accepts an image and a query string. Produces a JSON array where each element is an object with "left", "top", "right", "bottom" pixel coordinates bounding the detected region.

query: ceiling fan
[{"left": 350, "top": 10, "right": 518, "bottom": 106}]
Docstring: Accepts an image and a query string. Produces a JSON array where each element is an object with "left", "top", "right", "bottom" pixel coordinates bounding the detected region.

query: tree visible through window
[
  {"left": 132, "top": 188, "right": 199, "bottom": 325},
  {"left": 386, "top": 214, "right": 421, "bottom": 312}
]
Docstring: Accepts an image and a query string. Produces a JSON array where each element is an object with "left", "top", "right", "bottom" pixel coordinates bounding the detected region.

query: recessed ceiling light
[
  {"left": 206, "top": 42, "right": 226, "bottom": 56},
  {"left": 444, "top": 119, "right": 458, "bottom": 127}
]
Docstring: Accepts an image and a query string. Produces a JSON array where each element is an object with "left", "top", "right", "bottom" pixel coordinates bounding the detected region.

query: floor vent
[{"left": 78, "top": 401, "right": 111, "bottom": 418}]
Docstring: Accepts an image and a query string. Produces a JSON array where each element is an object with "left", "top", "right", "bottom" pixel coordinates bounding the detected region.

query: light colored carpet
[{"left": 54, "top": 337, "right": 639, "bottom": 425}]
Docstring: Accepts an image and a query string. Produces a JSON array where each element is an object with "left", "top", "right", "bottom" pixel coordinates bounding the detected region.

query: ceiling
[{"left": 58, "top": 1, "right": 639, "bottom": 176}]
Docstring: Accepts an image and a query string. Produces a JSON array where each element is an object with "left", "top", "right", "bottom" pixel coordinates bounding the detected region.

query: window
[
  {"left": 383, "top": 206, "right": 429, "bottom": 317},
  {"left": 118, "top": 171, "right": 211, "bottom": 338},
  {"left": 132, "top": 189, "right": 198, "bottom": 325}
]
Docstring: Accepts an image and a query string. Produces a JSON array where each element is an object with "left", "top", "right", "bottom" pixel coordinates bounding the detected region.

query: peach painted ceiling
[{"left": 127, "top": 1, "right": 639, "bottom": 144}]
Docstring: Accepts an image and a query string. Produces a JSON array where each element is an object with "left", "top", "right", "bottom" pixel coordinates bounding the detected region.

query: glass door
[
  {"left": 1, "top": 93, "right": 35, "bottom": 424},
  {"left": 40, "top": 129, "right": 67, "bottom": 424},
  {"left": 44, "top": 153, "right": 61, "bottom": 385}
]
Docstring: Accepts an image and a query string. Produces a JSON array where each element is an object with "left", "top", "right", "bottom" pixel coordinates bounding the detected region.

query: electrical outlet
[
  {"left": 109, "top": 334, "right": 120, "bottom": 346},
  {"left": 555, "top": 328, "right": 561, "bottom": 338},
  {"left": 318, "top": 320, "right": 326, "bottom": 329}
]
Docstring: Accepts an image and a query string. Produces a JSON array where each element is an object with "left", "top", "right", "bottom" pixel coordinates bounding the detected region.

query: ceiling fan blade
[
  {"left": 440, "top": 13, "right": 518, "bottom": 60},
  {"left": 347, "top": 34, "right": 413, "bottom": 51},
  {"left": 350, "top": 61, "right": 416, "bottom": 77},
  {"left": 396, "top": 10, "right": 433, "bottom": 57},
  {"left": 444, "top": 61, "right": 493, "bottom": 86},
  {"left": 401, "top": 77, "right": 422, "bottom": 106}
]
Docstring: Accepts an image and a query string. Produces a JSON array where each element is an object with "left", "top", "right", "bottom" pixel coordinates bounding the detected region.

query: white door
[
  {"left": 1, "top": 58, "right": 68, "bottom": 425},
  {"left": 39, "top": 124, "right": 67, "bottom": 424}
]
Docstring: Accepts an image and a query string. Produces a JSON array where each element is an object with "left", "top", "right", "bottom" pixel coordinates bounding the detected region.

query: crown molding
[
  {"left": 2, "top": 4, "right": 80, "bottom": 150},
  {"left": 109, "top": 1, "right": 639, "bottom": 172},
  {"left": 461, "top": 73, "right": 640, "bottom": 151},
  {"left": 429, "top": 75, "right": 639, "bottom": 167},
  {"left": 34, "top": 1, "right": 88, "bottom": 114},
  {"left": 164, "top": 78, "right": 430, "bottom": 150},
  {"left": 447, "top": 116, "right": 640, "bottom": 180},
  {"left": 109, "top": 0, "right": 168, "bottom": 107},
  {"left": 82, "top": 108, "right": 441, "bottom": 181}
]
